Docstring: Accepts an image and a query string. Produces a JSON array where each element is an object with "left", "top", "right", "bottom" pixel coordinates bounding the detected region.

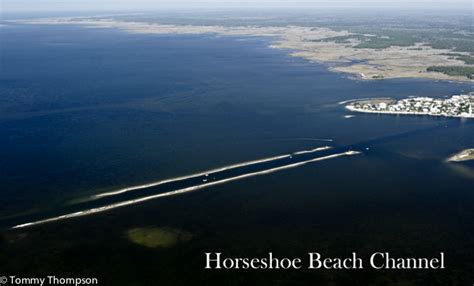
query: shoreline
[
  {"left": 446, "top": 149, "right": 474, "bottom": 162},
  {"left": 345, "top": 105, "right": 474, "bottom": 119},
  {"left": 345, "top": 94, "right": 474, "bottom": 119},
  {"left": 8, "top": 17, "right": 474, "bottom": 83}
]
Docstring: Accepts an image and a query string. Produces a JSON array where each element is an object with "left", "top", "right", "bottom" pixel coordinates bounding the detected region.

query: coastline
[
  {"left": 446, "top": 149, "right": 474, "bottom": 162},
  {"left": 345, "top": 94, "right": 474, "bottom": 119},
  {"left": 346, "top": 105, "right": 474, "bottom": 119},
  {"left": 9, "top": 17, "right": 474, "bottom": 83}
]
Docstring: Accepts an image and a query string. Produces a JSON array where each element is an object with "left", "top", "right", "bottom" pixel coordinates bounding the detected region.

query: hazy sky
[{"left": 2, "top": 0, "right": 472, "bottom": 13}]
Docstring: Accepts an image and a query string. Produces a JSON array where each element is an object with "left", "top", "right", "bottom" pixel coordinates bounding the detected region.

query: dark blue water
[{"left": 1, "top": 23, "right": 473, "bottom": 284}]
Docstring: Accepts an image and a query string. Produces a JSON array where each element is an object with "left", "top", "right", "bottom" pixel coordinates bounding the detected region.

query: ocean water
[{"left": 1, "top": 23, "right": 473, "bottom": 284}]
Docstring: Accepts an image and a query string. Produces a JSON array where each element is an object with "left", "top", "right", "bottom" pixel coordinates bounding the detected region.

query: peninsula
[
  {"left": 346, "top": 94, "right": 474, "bottom": 118},
  {"left": 446, "top": 149, "right": 474, "bottom": 162}
]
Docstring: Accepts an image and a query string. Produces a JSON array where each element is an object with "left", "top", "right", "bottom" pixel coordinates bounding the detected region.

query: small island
[
  {"left": 346, "top": 94, "right": 474, "bottom": 118},
  {"left": 446, "top": 149, "right": 474, "bottom": 162}
]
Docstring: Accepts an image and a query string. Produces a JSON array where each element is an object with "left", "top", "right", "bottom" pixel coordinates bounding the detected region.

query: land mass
[
  {"left": 446, "top": 149, "right": 474, "bottom": 162},
  {"left": 12, "top": 15, "right": 474, "bottom": 83},
  {"left": 345, "top": 94, "right": 474, "bottom": 118}
]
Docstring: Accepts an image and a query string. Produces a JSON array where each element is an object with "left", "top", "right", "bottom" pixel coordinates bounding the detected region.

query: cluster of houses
[{"left": 350, "top": 94, "right": 474, "bottom": 118}]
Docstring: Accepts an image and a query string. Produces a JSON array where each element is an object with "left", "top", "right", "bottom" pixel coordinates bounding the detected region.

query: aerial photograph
[{"left": 0, "top": 0, "right": 473, "bottom": 285}]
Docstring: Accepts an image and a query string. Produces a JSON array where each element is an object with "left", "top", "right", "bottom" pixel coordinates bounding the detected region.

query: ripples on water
[{"left": 0, "top": 24, "right": 473, "bottom": 284}]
